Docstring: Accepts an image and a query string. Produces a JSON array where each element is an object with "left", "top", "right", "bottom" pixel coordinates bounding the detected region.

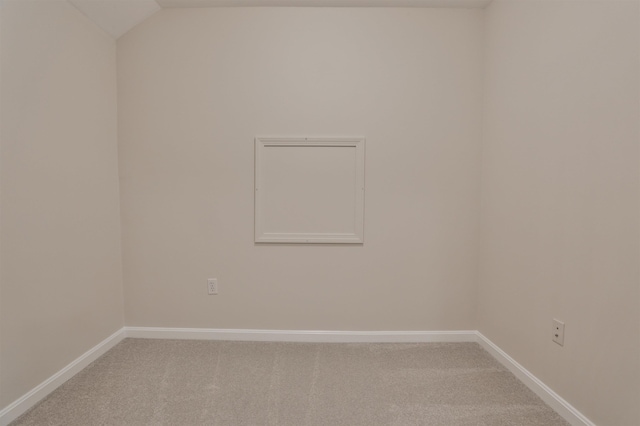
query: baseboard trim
[
  {"left": 0, "top": 328, "right": 125, "bottom": 426},
  {"left": 476, "top": 332, "right": 595, "bottom": 426},
  {"left": 124, "top": 327, "right": 478, "bottom": 342}
]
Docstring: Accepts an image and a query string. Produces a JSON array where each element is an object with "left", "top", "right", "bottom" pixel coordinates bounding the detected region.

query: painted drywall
[
  {"left": 117, "top": 8, "right": 483, "bottom": 330},
  {"left": 0, "top": 0, "right": 124, "bottom": 409},
  {"left": 479, "top": 1, "right": 639, "bottom": 425}
]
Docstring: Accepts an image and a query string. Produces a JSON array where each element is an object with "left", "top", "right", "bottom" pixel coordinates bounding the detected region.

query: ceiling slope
[
  {"left": 69, "top": 0, "right": 490, "bottom": 40},
  {"left": 157, "top": 0, "right": 491, "bottom": 7},
  {"left": 68, "top": 0, "right": 161, "bottom": 39}
]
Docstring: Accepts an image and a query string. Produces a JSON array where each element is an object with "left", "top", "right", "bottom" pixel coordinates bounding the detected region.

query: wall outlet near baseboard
[
  {"left": 552, "top": 319, "right": 564, "bottom": 346},
  {"left": 207, "top": 278, "right": 218, "bottom": 295}
]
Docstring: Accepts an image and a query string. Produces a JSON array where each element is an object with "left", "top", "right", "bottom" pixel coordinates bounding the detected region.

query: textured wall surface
[
  {"left": 0, "top": 0, "right": 124, "bottom": 409},
  {"left": 117, "top": 8, "right": 484, "bottom": 331},
  {"left": 479, "top": 1, "right": 640, "bottom": 424}
]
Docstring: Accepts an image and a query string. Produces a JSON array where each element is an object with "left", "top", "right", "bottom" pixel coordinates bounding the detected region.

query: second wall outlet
[
  {"left": 207, "top": 278, "right": 218, "bottom": 295},
  {"left": 553, "top": 319, "right": 565, "bottom": 346}
]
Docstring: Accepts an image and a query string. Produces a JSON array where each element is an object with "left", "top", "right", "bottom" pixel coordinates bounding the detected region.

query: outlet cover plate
[
  {"left": 553, "top": 319, "right": 565, "bottom": 346},
  {"left": 207, "top": 278, "right": 218, "bottom": 295}
]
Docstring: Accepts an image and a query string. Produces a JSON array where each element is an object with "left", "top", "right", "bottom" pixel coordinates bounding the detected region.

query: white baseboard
[
  {"left": 476, "top": 332, "right": 595, "bottom": 426},
  {"left": 0, "top": 328, "right": 125, "bottom": 426},
  {"left": 0, "top": 328, "right": 594, "bottom": 426},
  {"left": 124, "top": 327, "right": 478, "bottom": 343}
]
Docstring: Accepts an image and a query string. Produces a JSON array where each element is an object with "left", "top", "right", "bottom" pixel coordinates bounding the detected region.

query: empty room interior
[{"left": 0, "top": 0, "right": 638, "bottom": 425}]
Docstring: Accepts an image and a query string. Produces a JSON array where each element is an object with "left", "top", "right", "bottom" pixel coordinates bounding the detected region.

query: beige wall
[
  {"left": 479, "top": 1, "right": 639, "bottom": 425},
  {"left": 0, "top": 0, "right": 124, "bottom": 409},
  {"left": 117, "top": 8, "right": 484, "bottom": 330}
]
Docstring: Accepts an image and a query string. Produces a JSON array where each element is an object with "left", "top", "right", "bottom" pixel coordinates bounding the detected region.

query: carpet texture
[{"left": 11, "top": 339, "right": 569, "bottom": 425}]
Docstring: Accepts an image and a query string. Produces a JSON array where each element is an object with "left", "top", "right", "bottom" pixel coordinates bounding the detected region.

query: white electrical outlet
[
  {"left": 552, "top": 319, "right": 565, "bottom": 346},
  {"left": 207, "top": 278, "right": 218, "bottom": 295}
]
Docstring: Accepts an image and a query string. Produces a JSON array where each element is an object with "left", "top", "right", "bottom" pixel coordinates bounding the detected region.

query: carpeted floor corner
[{"left": 11, "top": 339, "right": 569, "bottom": 425}]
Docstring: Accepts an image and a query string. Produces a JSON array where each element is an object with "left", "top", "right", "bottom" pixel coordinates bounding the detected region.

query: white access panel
[{"left": 254, "top": 137, "right": 365, "bottom": 243}]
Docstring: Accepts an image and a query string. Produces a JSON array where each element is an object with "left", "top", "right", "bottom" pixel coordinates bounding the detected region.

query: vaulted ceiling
[{"left": 69, "top": 0, "right": 491, "bottom": 39}]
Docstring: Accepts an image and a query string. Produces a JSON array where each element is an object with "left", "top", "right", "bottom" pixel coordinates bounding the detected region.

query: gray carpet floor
[{"left": 12, "top": 339, "right": 569, "bottom": 425}]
